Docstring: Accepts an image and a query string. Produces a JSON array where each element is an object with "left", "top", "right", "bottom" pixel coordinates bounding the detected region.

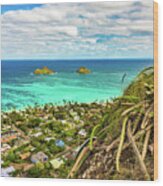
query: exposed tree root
[
  {"left": 116, "top": 117, "right": 128, "bottom": 172},
  {"left": 68, "top": 146, "right": 89, "bottom": 178},
  {"left": 121, "top": 101, "right": 146, "bottom": 117},
  {"left": 127, "top": 121, "right": 151, "bottom": 180},
  {"left": 141, "top": 105, "right": 153, "bottom": 129},
  {"left": 142, "top": 129, "right": 151, "bottom": 161}
]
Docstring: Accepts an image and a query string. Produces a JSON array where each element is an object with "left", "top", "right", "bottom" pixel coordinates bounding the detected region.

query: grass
[{"left": 70, "top": 66, "right": 154, "bottom": 180}]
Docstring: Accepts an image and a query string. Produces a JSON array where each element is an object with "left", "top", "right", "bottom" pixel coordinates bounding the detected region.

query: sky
[{"left": 1, "top": 1, "right": 154, "bottom": 60}]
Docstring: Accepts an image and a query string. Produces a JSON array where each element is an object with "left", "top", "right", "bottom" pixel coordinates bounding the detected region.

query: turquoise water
[{"left": 1, "top": 59, "right": 153, "bottom": 111}]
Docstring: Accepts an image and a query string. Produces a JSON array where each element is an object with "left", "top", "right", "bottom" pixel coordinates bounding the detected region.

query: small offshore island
[
  {"left": 76, "top": 67, "right": 91, "bottom": 74},
  {"left": 1, "top": 67, "right": 154, "bottom": 180},
  {"left": 34, "top": 66, "right": 55, "bottom": 75},
  {"left": 33, "top": 66, "right": 91, "bottom": 75}
]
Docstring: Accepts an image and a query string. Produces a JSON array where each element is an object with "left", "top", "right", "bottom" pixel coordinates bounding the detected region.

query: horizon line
[{"left": 1, "top": 57, "right": 154, "bottom": 61}]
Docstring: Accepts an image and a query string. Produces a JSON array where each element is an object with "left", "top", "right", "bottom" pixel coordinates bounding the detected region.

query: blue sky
[
  {"left": 1, "top": 1, "right": 154, "bottom": 59},
  {"left": 1, "top": 4, "right": 43, "bottom": 14}
]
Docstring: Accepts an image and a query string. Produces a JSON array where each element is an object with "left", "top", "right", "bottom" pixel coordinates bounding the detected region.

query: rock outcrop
[
  {"left": 76, "top": 67, "right": 91, "bottom": 74},
  {"left": 34, "top": 67, "right": 55, "bottom": 75}
]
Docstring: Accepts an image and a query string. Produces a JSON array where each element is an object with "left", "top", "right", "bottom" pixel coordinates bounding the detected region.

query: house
[
  {"left": 55, "top": 139, "right": 65, "bottom": 147},
  {"left": 1, "top": 135, "right": 17, "bottom": 143},
  {"left": 1, "top": 144, "right": 11, "bottom": 153},
  {"left": 1, "top": 130, "right": 19, "bottom": 143},
  {"left": 78, "top": 129, "right": 87, "bottom": 137},
  {"left": 50, "top": 158, "right": 64, "bottom": 169},
  {"left": 30, "top": 147, "right": 36, "bottom": 152},
  {"left": 1, "top": 160, "right": 4, "bottom": 165},
  {"left": 2, "top": 125, "right": 11, "bottom": 130},
  {"left": 31, "top": 132, "right": 42, "bottom": 137},
  {"left": 2, "top": 130, "right": 18, "bottom": 137},
  {"left": 30, "top": 152, "right": 48, "bottom": 163},
  {"left": 45, "top": 137, "right": 54, "bottom": 142},
  {"left": 1, "top": 166, "right": 15, "bottom": 177},
  {"left": 19, "top": 152, "right": 31, "bottom": 160}
]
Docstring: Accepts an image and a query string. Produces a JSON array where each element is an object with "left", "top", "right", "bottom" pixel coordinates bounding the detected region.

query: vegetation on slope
[{"left": 69, "top": 67, "right": 154, "bottom": 180}]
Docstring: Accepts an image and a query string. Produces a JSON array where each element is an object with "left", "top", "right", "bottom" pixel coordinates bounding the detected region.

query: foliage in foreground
[{"left": 69, "top": 67, "right": 154, "bottom": 180}]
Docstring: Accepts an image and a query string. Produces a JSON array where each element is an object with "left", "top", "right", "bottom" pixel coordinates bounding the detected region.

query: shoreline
[
  {"left": 1, "top": 98, "right": 115, "bottom": 113},
  {"left": 2, "top": 59, "right": 153, "bottom": 113}
]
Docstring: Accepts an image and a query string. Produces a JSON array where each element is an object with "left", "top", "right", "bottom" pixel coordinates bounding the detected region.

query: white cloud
[{"left": 1, "top": 1, "right": 154, "bottom": 59}]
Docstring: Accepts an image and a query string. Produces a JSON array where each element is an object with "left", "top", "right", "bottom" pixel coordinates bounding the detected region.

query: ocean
[{"left": 1, "top": 59, "right": 153, "bottom": 112}]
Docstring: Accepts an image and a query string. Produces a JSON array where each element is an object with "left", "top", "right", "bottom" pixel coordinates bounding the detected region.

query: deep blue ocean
[{"left": 1, "top": 59, "right": 153, "bottom": 111}]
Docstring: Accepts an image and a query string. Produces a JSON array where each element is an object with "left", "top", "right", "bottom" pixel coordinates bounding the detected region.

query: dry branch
[{"left": 127, "top": 121, "right": 150, "bottom": 180}]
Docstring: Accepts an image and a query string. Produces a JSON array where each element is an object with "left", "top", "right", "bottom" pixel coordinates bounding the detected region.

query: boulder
[
  {"left": 76, "top": 67, "right": 91, "bottom": 74},
  {"left": 34, "top": 66, "right": 55, "bottom": 75}
]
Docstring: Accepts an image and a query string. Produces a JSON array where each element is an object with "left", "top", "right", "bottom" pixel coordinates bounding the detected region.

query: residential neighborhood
[{"left": 1, "top": 102, "right": 107, "bottom": 178}]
